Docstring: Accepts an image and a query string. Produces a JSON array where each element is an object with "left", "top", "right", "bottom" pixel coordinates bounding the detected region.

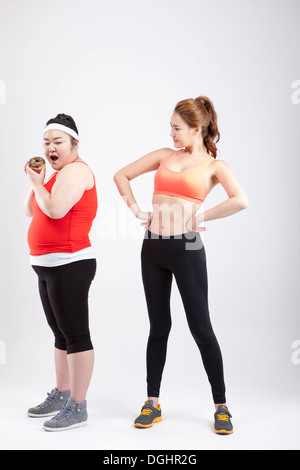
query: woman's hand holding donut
[{"left": 26, "top": 163, "right": 46, "bottom": 187}]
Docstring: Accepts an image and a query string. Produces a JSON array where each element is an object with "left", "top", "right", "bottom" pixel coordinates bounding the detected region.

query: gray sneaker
[
  {"left": 214, "top": 405, "right": 233, "bottom": 434},
  {"left": 134, "top": 400, "right": 162, "bottom": 428},
  {"left": 43, "top": 397, "right": 88, "bottom": 431},
  {"left": 27, "top": 388, "right": 70, "bottom": 417}
]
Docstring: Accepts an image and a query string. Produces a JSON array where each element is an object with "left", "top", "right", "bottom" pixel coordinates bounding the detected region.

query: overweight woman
[
  {"left": 113, "top": 96, "right": 248, "bottom": 435},
  {"left": 24, "top": 114, "right": 97, "bottom": 432}
]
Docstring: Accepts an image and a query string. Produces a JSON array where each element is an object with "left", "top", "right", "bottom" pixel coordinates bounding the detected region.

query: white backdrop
[{"left": 0, "top": 0, "right": 299, "bottom": 451}]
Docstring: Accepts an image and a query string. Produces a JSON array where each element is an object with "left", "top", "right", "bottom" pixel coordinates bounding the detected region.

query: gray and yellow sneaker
[
  {"left": 134, "top": 400, "right": 162, "bottom": 428},
  {"left": 43, "top": 397, "right": 88, "bottom": 431},
  {"left": 27, "top": 388, "right": 70, "bottom": 417},
  {"left": 214, "top": 405, "right": 233, "bottom": 434}
]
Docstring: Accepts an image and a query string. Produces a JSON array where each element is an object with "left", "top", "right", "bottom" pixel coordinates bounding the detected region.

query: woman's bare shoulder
[
  {"left": 114, "top": 147, "right": 175, "bottom": 180},
  {"left": 209, "top": 158, "right": 232, "bottom": 175}
]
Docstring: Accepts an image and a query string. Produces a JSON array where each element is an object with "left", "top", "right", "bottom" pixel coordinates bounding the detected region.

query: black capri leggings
[
  {"left": 141, "top": 229, "right": 226, "bottom": 404},
  {"left": 32, "top": 259, "right": 96, "bottom": 354}
]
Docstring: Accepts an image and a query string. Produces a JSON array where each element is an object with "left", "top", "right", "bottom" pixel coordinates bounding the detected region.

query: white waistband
[{"left": 30, "top": 246, "right": 96, "bottom": 267}]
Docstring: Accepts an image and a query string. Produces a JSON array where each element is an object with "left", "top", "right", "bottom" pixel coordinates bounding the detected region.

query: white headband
[{"left": 43, "top": 123, "right": 79, "bottom": 140}]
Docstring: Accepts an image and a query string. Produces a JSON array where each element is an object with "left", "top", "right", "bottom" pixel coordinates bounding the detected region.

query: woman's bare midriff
[
  {"left": 148, "top": 161, "right": 218, "bottom": 236},
  {"left": 148, "top": 193, "right": 201, "bottom": 236}
]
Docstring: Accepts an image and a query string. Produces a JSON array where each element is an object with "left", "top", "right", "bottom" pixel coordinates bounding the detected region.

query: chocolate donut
[{"left": 28, "top": 157, "right": 46, "bottom": 173}]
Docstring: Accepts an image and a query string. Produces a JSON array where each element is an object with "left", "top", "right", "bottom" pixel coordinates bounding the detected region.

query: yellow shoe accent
[
  {"left": 153, "top": 416, "right": 162, "bottom": 423},
  {"left": 214, "top": 427, "right": 233, "bottom": 435},
  {"left": 134, "top": 400, "right": 162, "bottom": 428},
  {"left": 214, "top": 405, "right": 233, "bottom": 434},
  {"left": 134, "top": 416, "right": 162, "bottom": 428}
]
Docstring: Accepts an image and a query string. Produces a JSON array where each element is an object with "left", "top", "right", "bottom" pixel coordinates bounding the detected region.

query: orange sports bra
[{"left": 153, "top": 149, "right": 214, "bottom": 204}]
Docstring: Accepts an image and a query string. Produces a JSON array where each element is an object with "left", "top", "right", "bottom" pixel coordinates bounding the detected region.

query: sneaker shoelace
[
  {"left": 216, "top": 413, "right": 229, "bottom": 421},
  {"left": 141, "top": 408, "right": 153, "bottom": 416},
  {"left": 39, "top": 392, "right": 56, "bottom": 407},
  {"left": 54, "top": 403, "right": 74, "bottom": 421}
]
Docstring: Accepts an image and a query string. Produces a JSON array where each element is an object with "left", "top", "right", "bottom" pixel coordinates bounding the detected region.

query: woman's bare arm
[
  {"left": 195, "top": 160, "right": 248, "bottom": 226},
  {"left": 113, "top": 148, "right": 173, "bottom": 216},
  {"left": 24, "top": 188, "right": 34, "bottom": 217},
  {"left": 26, "top": 163, "right": 92, "bottom": 219}
]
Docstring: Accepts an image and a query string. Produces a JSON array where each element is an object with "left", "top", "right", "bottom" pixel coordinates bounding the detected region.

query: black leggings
[
  {"left": 141, "top": 229, "right": 226, "bottom": 404},
  {"left": 32, "top": 259, "right": 96, "bottom": 354}
]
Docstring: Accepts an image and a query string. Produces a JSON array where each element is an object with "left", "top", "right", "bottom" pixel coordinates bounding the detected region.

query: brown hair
[{"left": 174, "top": 96, "right": 220, "bottom": 158}]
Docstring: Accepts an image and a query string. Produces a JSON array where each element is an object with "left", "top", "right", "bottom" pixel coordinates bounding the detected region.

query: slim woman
[
  {"left": 113, "top": 96, "right": 248, "bottom": 434},
  {"left": 24, "top": 114, "right": 97, "bottom": 431}
]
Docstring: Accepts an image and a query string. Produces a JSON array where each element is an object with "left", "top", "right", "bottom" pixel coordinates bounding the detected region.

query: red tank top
[{"left": 27, "top": 163, "right": 98, "bottom": 256}]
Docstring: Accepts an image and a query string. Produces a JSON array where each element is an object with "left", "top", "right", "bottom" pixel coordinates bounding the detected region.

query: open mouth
[{"left": 50, "top": 155, "right": 58, "bottom": 161}]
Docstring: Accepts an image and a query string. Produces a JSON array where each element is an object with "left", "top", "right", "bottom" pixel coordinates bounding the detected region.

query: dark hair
[
  {"left": 174, "top": 96, "right": 220, "bottom": 158},
  {"left": 46, "top": 113, "right": 79, "bottom": 141}
]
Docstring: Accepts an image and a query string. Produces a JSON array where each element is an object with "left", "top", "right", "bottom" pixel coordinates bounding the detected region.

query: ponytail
[
  {"left": 194, "top": 96, "right": 220, "bottom": 159},
  {"left": 174, "top": 96, "right": 220, "bottom": 158}
]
